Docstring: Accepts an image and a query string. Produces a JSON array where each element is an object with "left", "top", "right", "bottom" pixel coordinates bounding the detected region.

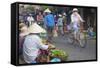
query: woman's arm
[
  {"left": 36, "top": 36, "right": 49, "bottom": 50},
  {"left": 77, "top": 13, "right": 84, "bottom": 23}
]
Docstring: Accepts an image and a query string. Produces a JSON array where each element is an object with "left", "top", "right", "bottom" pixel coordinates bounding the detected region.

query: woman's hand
[{"left": 48, "top": 44, "right": 56, "bottom": 49}]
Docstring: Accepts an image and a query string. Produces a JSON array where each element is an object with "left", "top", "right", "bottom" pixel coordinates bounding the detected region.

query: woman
[
  {"left": 36, "top": 12, "right": 44, "bottom": 27},
  {"left": 57, "top": 14, "right": 64, "bottom": 35},
  {"left": 44, "top": 8, "right": 55, "bottom": 43},
  {"left": 71, "top": 8, "right": 84, "bottom": 43},
  {"left": 27, "top": 14, "right": 35, "bottom": 27},
  {"left": 62, "top": 12, "right": 67, "bottom": 34},
  {"left": 23, "top": 23, "right": 51, "bottom": 63},
  {"left": 19, "top": 23, "right": 29, "bottom": 55}
]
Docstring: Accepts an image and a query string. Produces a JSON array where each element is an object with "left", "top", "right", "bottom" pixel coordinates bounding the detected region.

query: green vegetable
[{"left": 50, "top": 49, "right": 68, "bottom": 61}]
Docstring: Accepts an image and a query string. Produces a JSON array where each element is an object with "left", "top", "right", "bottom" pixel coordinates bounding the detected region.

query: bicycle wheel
[
  {"left": 67, "top": 34, "right": 74, "bottom": 44},
  {"left": 79, "top": 32, "right": 87, "bottom": 48}
]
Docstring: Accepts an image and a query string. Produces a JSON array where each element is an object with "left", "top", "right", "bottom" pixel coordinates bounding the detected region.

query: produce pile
[
  {"left": 50, "top": 49, "right": 68, "bottom": 61},
  {"left": 41, "top": 38, "right": 68, "bottom": 62}
]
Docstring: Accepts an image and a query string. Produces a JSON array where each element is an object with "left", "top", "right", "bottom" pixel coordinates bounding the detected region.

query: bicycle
[{"left": 67, "top": 23, "right": 87, "bottom": 48}]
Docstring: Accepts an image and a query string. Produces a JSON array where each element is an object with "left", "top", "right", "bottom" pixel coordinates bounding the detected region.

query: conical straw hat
[
  {"left": 44, "top": 8, "right": 51, "bottom": 13},
  {"left": 28, "top": 23, "right": 46, "bottom": 33}
]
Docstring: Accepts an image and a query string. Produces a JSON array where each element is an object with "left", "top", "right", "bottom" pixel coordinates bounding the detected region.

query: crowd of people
[{"left": 19, "top": 8, "right": 85, "bottom": 63}]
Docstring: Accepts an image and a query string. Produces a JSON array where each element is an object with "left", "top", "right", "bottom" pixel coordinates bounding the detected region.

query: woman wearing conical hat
[
  {"left": 44, "top": 8, "right": 55, "bottom": 43},
  {"left": 23, "top": 23, "right": 51, "bottom": 63}
]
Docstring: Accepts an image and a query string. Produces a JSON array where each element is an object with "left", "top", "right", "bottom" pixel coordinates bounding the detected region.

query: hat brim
[
  {"left": 72, "top": 10, "right": 78, "bottom": 12},
  {"left": 20, "top": 32, "right": 29, "bottom": 37},
  {"left": 28, "top": 23, "right": 46, "bottom": 33}
]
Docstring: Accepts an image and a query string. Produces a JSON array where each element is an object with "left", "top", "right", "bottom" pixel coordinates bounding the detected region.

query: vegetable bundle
[{"left": 50, "top": 49, "right": 68, "bottom": 61}]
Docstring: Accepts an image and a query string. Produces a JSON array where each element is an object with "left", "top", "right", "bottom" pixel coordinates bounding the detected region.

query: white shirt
[
  {"left": 71, "top": 13, "right": 84, "bottom": 29},
  {"left": 23, "top": 35, "right": 48, "bottom": 63},
  {"left": 57, "top": 18, "right": 63, "bottom": 26},
  {"left": 27, "top": 16, "right": 34, "bottom": 22},
  {"left": 71, "top": 13, "right": 84, "bottom": 23}
]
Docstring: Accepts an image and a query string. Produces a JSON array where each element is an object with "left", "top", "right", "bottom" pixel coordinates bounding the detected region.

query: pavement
[{"left": 52, "top": 34, "right": 96, "bottom": 61}]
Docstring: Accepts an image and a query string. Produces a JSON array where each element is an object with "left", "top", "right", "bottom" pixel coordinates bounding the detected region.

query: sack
[{"left": 53, "top": 29, "right": 58, "bottom": 37}]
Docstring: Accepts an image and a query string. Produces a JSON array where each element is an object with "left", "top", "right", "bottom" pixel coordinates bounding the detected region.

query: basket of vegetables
[{"left": 50, "top": 49, "right": 68, "bottom": 61}]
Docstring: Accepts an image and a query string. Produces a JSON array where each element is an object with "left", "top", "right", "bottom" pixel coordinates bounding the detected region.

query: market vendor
[{"left": 23, "top": 23, "right": 51, "bottom": 63}]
